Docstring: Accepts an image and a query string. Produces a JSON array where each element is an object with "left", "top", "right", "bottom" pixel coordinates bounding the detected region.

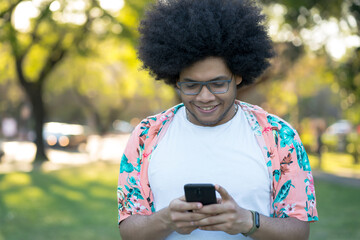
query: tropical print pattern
[{"left": 117, "top": 101, "right": 319, "bottom": 224}]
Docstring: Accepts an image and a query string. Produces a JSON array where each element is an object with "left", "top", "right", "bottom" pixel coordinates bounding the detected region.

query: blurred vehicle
[
  {"left": 43, "top": 122, "right": 89, "bottom": 150},
  {"left": 322, "top": 120, "right": 353, "bottom": 152},
  {"left": 112, "top": 120, "right": 134, "bottom": 133}
]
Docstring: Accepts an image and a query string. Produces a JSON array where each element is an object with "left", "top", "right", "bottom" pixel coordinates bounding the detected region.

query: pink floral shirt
[{"left": 117, "top": 101, "right": 319, "bottom": 224}]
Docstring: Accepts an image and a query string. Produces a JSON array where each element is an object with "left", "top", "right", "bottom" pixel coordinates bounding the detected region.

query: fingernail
[{"left": 197, "top": 203, "right": 202, "bottom": 208}]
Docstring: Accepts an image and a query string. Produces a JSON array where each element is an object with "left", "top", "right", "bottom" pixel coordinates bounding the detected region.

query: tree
[
  {"left": 0, "top": 0, "right": 152, "bottom": 163},
  {"left": 44, "top": 38, "right": 176, "bottom": 134},
  {"left": 257, "top": 0, "right": 360, "bottom": 122},
  {"left": 252, "top": 0, "right": 360, "bottom": 165}
]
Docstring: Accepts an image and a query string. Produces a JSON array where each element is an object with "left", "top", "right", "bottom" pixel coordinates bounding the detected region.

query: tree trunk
[
  {"left": 14, "top": 54, "right": 49, "bottom": 163},
  {"left": 26, "top": 83, "right": 48, "bottom": 162}
]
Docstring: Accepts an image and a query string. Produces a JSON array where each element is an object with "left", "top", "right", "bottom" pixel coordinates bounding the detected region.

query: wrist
[
  {"left": 243, "top": 210, "right": 260, "bottom": 237},
  {"left": 243, "top": 210, "right": 254, "bottom": 233},
  {"left": 158, "top": 207, "right": 174, "bottom": 232}
]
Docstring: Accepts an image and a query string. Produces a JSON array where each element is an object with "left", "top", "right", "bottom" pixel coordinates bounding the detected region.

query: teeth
[{"left": 200, "top": 106, "right": 215, "bottom": 111}]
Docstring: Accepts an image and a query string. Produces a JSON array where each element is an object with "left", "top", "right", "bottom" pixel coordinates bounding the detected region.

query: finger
[
  {"left": 198, "top": 222, "right": 230, "bottom": 232},
  {"left": 173, "top": 220, "right": 197, "bottom": 228},
  {"left": 176, "top": 226, "right": 198, "bottom": 235},
  {"left": 195, "top": 203, "right": 228, "bottom": 215},
  {"left": 215, "top": 184, "right": 233, "bottom": 201},
  {"left": 194, "top": 214, "right": 227, "bottom": 227},
  {"left": 170, "top": 198, "right": 202, "bottom": 212},
  {"left": 171, "top": 211, "right": 209, "bottom": 222}
]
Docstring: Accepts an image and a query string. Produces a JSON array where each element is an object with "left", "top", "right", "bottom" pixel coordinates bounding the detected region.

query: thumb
[{"left": 215, "top": 184, "right": 233, "bottom": 201}]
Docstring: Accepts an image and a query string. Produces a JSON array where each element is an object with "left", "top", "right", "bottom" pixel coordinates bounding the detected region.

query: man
[{"left": 117, "top": 0, "right": 318, "bottom": 239}]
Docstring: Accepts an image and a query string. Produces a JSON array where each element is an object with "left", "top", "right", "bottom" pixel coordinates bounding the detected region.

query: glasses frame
[{"left": 177, "top": 79, "right": 232, "bottom": 95}]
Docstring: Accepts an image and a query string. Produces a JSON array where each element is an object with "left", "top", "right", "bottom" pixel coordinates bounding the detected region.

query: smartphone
[{"left": 184, "top": 183, "right": 217, "bottom": 205}]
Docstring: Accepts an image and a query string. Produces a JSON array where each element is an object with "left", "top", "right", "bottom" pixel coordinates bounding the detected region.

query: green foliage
[
  {"left": 255, "top": 0, "right": 360, "bottom": 129},
  {"left": 0, "top": 44, "right": 15, "bottom": 83},
  {"left": 335, "top": 48, "right": 360, "bottom": 123},
  {"left": 44, "top": 37, "right": 176, "bottom": 129},
  {"left": 0, "top": 0, "right": 175, "bottom": 139},
  {"left": 258, "top": 54, "right": 341, "bottom": 125},
  {"left": 261, "top": 0, "right": 345, "bottom": 25},
  {"left": 0, "top": 0, "right": 359, "bottom": 142}
]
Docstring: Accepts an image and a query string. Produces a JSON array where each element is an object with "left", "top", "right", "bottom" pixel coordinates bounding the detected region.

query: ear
[
  {"left": 175, "top": 81, "right": 181, "bottom": 95},
  {"left": 235, "top": 76, "right": 242, "bottom": 86}
]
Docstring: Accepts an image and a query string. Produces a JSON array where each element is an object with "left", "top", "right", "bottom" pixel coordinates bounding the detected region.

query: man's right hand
[
  {"left": 163, "top": 196, "right": 208, "bottom": 235},
  {"left": 119, "top": 196, "right": 213, "bottom": 239}
]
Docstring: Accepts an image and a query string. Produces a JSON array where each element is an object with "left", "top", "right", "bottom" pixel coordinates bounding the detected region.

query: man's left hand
[{"left": 193, "top": 184, "right": 253, "bottom": 235}]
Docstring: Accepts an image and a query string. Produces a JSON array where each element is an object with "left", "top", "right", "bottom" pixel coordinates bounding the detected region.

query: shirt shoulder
[
  {"left": 238, "top": 101, "right": 298, "bottom": 134},
  {"left": 135, "top": 103, "right": 184, "bottom": 139}
]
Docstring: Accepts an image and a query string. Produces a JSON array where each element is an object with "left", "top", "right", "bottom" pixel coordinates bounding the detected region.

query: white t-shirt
[{"left": 148, "top": 106, "right": 271, "bottom": 239}]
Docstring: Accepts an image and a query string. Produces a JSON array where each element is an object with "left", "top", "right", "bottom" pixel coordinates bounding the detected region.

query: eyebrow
[{"left": 182, "top": 75, "right": 229, "bottom": 82}]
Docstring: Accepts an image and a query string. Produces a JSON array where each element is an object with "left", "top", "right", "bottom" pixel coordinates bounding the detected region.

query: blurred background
[{"left": 0, "top": 0, "right": 359, "bottom": 239}]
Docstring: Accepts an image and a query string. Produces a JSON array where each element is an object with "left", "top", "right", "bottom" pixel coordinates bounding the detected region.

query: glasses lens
[
  {"left": 181, "top": 82, "right": 202, "bottom": 95},
  {"left": 208, "top": 80, "right": 230, "bottom": 94},
  {"left": 179, "top": 79, "right": 231, "bottom": 95}
]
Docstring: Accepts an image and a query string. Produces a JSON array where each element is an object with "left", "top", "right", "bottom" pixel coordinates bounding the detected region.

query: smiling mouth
[
  {"left": 195, "top": 104, "right": 219, "bottom": 112},
  {"left": 201, "top": 106, "right": 215, "bottom": 111}
]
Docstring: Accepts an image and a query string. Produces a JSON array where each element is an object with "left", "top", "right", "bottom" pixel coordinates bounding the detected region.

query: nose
[{"left": 195, "top": 85, "right": 216, "bottom": 102}]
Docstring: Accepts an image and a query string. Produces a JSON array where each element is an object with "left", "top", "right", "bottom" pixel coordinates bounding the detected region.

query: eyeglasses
[{"left": 177, "top": 79, "right": 232, "bottom": 95}]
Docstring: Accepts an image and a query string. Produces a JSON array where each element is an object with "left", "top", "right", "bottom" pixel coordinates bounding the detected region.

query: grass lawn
[
  {"left": 0, "top": 162, "right": 121, "bottom": 240},
  {"left": 310, "top": 179, "right": 360, "bottom": 240},
  {"left": 1, "top": 161, "right": 360, "bottom": 240}
]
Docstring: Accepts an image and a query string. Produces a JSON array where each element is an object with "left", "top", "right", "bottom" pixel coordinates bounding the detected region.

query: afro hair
[{"left": 137, "top": 0, "right": 275, "bottom": 87}]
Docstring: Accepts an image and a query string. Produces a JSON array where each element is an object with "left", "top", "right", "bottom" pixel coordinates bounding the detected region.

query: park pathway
[
  {"left": 312, "top": 170, "right": 360, "bottom": 188},
  {"left": 1, "top": 134, "right": 360, "bottom": 188}
]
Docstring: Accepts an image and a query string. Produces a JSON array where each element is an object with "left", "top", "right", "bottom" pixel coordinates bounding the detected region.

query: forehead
[{"left": 179, "top": 57, "right": 232, "bottom": 81}]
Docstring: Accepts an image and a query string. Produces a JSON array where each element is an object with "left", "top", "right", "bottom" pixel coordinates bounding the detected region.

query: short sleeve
[
  {"left": 117, "top": 124, "right": 153, "bottom": 224},
  {"left": 271, "top": 119, "right": 319, "bottom": 222}
]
